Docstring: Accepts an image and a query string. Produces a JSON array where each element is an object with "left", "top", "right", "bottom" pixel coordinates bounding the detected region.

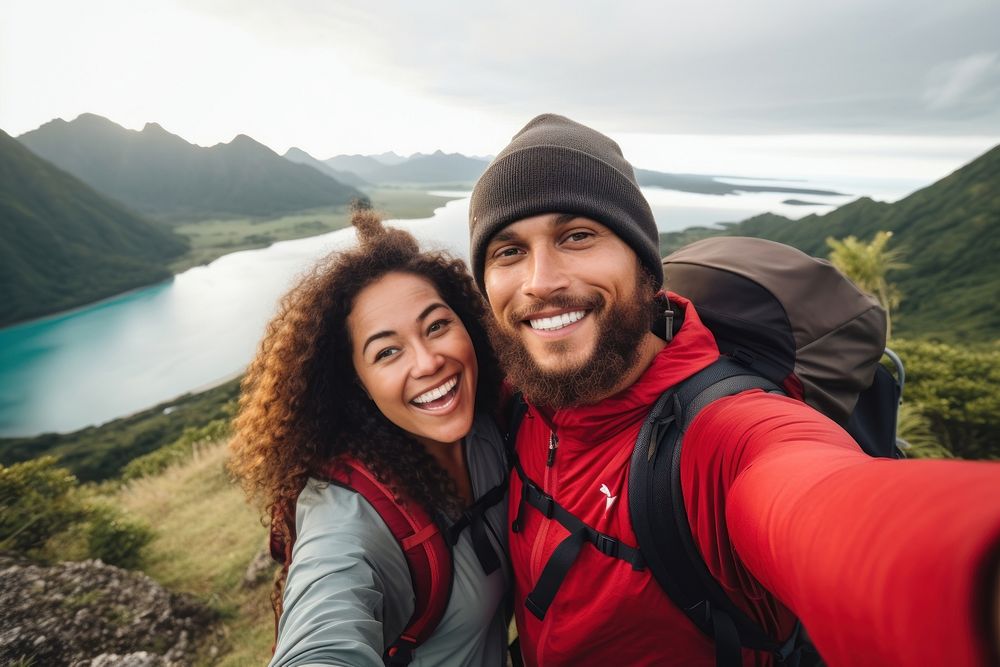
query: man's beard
[{"left": 487, "top": 279, "right": 655, "bottom": 409}]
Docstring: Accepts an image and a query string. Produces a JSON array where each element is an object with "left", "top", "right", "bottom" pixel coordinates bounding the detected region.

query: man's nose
[{"left": 523, "top": 247, "right": 570, "bottom": 300}]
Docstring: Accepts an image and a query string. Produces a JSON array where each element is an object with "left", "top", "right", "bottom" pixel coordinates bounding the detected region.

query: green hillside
[
  {"left": 18, "top": 114, "right": 364, "bottom": 220},
  {"left": 660, "top": 144, "right": 1000, "bottom": 342},
  {"left": 0, "top": 130, "right": 188, "bottom": 327}
]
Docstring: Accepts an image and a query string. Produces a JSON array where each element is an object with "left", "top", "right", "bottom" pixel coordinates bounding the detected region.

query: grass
[
  {"left": 169, "top": 188, "right": 457, "bottom": 272},
  {"left": 117, "top": 440, "right": 273, "bottom": 666}
]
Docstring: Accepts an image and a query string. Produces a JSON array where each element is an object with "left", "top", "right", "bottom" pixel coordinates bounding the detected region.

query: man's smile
[{"left": 527, "top": 310, "right": 587, "bottom": 332}]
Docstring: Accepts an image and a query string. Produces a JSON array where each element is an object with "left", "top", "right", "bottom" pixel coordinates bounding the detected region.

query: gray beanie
[{"left": 469, "top": 113, "right": 661, "bottom": 294}]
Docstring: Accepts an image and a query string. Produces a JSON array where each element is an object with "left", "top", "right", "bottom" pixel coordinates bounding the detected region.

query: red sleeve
[{"left": 682, "top": 390, "right": 1000, "bottom": 667}]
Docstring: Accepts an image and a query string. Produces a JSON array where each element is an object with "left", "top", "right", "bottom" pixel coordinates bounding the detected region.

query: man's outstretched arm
[{"left": 683, "top": 390, "right": 1000, "bottom": 667}]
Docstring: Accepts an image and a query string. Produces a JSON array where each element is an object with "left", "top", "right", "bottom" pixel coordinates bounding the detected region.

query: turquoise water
[
  {"left": 0, "top": 197, "right": 473, "bottom": 437},
  {"left": 0, "top": 183, "right": 891, "bottom": 437}
]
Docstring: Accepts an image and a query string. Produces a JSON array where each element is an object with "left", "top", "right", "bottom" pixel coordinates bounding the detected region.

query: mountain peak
[{"left": 70, "top": 113, "right": 124, "bottom": 131}]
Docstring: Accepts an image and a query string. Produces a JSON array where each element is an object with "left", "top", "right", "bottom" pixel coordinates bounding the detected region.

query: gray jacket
[{"left": 269, "top": 413, "right": 509, "bottom": 667}]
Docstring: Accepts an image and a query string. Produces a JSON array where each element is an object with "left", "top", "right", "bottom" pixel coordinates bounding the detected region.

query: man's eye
[
  {"left": 493, "top": 246, "right": 522, "bottom": 258},
  {"left": 565, "top": 231, "right": 593, "bottom": 243}
]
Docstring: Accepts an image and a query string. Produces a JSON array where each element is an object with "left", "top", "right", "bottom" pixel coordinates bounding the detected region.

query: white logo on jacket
[{"left": 599, "top": 483, "right": 617, "bottom": 512}]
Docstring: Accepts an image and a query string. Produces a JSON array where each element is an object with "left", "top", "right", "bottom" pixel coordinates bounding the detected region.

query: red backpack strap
[{"left": 321, "top": 458, "right": 453, "bottom": 666}]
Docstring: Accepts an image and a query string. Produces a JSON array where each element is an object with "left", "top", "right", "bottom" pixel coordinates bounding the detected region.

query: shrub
[
  {"left": 895, "top": 402, "right": 953, "bottom": 459},
  {"left": 85, "top": 505, "right": 153, "bottom": 569},
  {"left": 0, "top": 457, "right": 86, "bottom": 553},
  {"left": 890, "top": 339, "right": 1000, "bottom": 459}
]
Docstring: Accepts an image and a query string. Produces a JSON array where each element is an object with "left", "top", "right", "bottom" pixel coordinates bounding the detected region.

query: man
[{"left": 468, "top": 114, "right": 1000, "bottom": 666}]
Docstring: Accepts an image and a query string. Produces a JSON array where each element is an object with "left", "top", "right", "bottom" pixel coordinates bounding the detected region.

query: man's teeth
[
  {"left": 529, "top": 311, "right": 586, "bottom": 332},
  {"left": 412, "top": 376, "right": 458, "bottom": 404}
]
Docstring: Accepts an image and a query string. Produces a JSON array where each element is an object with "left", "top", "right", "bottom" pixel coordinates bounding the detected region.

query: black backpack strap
[
  {"left": 629, "top": 357, "right": 801, "bottom": 666},
  {"left": 507, "top": 396, "right": 647, "bottom": 620},
  {"left": 510, "top": 456, "right": 646, "bottom": 619},
  {"left": 445, "top": 472, "right": 507, "bottom": 575}
]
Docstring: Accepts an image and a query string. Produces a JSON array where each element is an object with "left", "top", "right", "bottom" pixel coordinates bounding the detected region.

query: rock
[
  {"left": 85, "top": 652, "right": 168, "bottom": 666},
  {"left": 241, "top": 543, "right": 276, "bottom": 589},
  {"left": 0, "top": 555, "right": 216, "bottom": 666}
]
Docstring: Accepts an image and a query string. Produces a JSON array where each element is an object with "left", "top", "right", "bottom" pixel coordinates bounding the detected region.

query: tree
[{"left": 826, "top": 231, "right": 908, "bottom": 339}]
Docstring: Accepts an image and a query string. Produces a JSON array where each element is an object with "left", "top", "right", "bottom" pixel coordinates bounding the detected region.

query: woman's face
[{"left": 348, "top": 272, "right": 479, "bottom": 450}]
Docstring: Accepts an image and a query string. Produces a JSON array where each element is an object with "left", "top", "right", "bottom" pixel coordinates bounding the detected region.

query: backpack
[
  {"left": 269, "top": 456, "right": 506, "bottom": 666},
  {"left": 507, "top": 237, "right": 904, "bottom": 667}
]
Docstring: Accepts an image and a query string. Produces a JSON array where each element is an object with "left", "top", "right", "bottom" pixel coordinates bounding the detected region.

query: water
[{"left": 0, "top": 183, "right": 893, "bottom": 437}]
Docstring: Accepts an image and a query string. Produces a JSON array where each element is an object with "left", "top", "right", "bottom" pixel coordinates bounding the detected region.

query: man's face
[{"left": 483, "top": 213, "right": 653, "bottom": 407}]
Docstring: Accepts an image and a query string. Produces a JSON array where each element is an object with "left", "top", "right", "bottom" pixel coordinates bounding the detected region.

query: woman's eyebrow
[
  {"left": 362, "top": 303, "right": 449, "bottom": 354},
  {"left": 417, "top": 303, "right": 448, "bottom": 322}
]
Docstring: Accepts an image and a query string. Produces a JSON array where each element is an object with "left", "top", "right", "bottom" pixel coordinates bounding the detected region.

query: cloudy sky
[{"left": 2, "top": 0, "right": 998, "bottom": 181}]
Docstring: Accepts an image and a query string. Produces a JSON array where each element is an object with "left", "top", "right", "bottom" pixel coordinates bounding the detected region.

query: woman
[{"left": 229, "top": 209, "right": 509, "bottom": 666}]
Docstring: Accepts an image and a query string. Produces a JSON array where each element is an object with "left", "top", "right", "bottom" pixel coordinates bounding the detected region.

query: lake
[{"left": 0, "top": 185, "right": 880, "bottom": 437}]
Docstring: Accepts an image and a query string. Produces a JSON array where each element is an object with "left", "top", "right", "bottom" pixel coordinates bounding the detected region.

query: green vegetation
[
  {"left": 84, "top": 504, "right": 154, "bottom": 569},
  {"left": 121, "top": 419, "right": 230, "bottom": 481},
  {"left": 169, "top": 189, "right": 455, "bottom": 272},
  {"left": 118, "top": 440, "right": 273, "bottom": 666},
  {"left": 0, "top": 456, "right": 85, "bottom": 553},
  {"left": 0, "top": 456, "right": 152, "bottom": 568},
  {"left": 18, "top": 114, "right": 363, "bottom": 220},
  {"left": 827, "top": 231, "right": 907, "bottom": 338},
  {"left": 660, "top": 143, "right": 1000, "bottom": 343},
  {"left": 2, "top": 438, "right": 270, "bottom": 664},
  {"left": 889, "top": 339, "right": 1000, "bottom": 460},
  {"left": 0, "top": 378, "right": 240, "bottom": 481},
  {"left": 0, "top": 130, "right": 188, "bottom": 327}
]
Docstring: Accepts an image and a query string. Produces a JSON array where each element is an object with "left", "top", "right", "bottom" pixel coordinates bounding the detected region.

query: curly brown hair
[{"left": 228, "top": 209, "right": 500, "bottom": 611}]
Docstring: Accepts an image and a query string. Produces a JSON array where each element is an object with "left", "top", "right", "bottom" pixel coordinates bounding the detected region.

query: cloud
[
  {"left": 4, "top": 0, "right": 1000, "bottom": 152},
  {"left": 201, "top": 0, "right": 998, "bottom": 135},
  {"left": 923, "top": 52, "right": 1000, "bottom": 110}
]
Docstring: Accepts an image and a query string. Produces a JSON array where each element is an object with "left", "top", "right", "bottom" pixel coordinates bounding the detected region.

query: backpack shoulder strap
[
  {"left": 628, "top": 357, "right": 802, "bottom": 665},
  {"left": 270, "top": 458, "right": 454, "bottom": 666}
]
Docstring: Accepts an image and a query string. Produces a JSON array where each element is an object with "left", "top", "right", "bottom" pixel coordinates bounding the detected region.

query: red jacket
[{"left": 508, "top": 293, "right": 1000, "bottom": 667}]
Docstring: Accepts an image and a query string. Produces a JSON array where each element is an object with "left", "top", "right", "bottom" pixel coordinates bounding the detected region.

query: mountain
[
  {"left": 283, "top": 147, "right": 370, "bottom": 188},
  {"left": 18, "top": 114, "right": 364, "bottom": 220},
  {"left": 326, "top": 150, "right": 489, "bottom": 186},
  {"left": 371, "top": 151, "right": 407, "bottom": 166},
  {"left": 369, "top": 150, "right": 489, "bottom": 184},
  {"left": 0, "top": 130, "right": 188, "bottom": 327},
  {"left": 324, "top": 153, "right": 388, "bottom": 179},
  {"left": 326, "top": 151, "right": 490, "bottom": 185},
  {"left": 659, "top": 144, "right": 1000, "bottom": 342}
]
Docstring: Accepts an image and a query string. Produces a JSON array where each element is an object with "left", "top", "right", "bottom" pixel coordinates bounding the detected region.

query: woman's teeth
[
  {"left": 529, "top": 310, "right": 585, "bottom": 331},
  {"left": 411, "top": 376, "right": 459, "bottom": 405}
]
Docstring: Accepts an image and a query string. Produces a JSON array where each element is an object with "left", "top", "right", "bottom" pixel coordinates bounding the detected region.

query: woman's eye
[
  {"left": 428, "top": 318, "right": 451, "bottom": 335},
  {"left": 374, "top": 347, "right": 399, "bottom": 361}
]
